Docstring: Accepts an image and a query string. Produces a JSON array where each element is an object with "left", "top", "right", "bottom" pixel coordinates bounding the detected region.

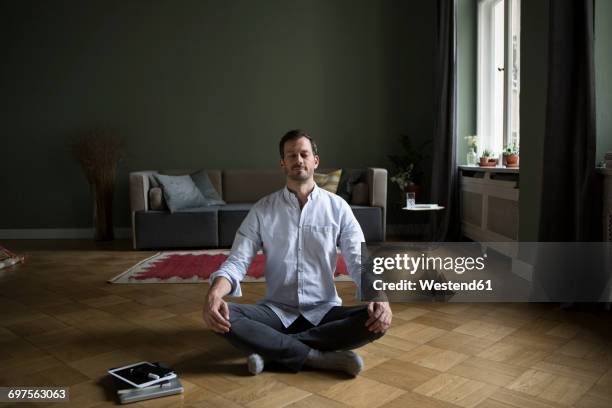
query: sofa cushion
[
  {"left": 218, "top": 203, "right": 254, "bottom": 211},
  {"left": 191, "top": 169, "right": 226, "bottom": 205},
  {"left": 154, "top": 174, "right": 207, "bottom": 213},
  {"left": 314, "top": 169, "right": 342, "bottom": 193},
  {"left": 337, "top": 169, "right": 367, "bottom": 202},
  {"left": 218, "top": 203, "right": 254, "bottom": 247},
  {"left": 351, "top": 182, "right": 370, "bottom": 205},
  {"left": 350, "top": 205, "right": 383, "bottom": 242},
  {"left": 134, "top": 209, "right": 219, "bottom": 249},
  {"left": 223, "top": 170, "right": 286, "bottom": 203}
]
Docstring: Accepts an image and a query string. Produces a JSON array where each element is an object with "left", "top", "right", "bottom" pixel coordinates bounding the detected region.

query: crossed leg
[
  {"left": 291, "top": 305, "right": 384, "bottom": 351},
  {"left": 220, "top": 303, "right": 384, "bottom": 372}
]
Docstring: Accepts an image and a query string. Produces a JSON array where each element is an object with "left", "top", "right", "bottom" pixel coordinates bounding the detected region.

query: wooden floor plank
[{"left": 319, "top": 377, "right": 405, "bottom": 408}]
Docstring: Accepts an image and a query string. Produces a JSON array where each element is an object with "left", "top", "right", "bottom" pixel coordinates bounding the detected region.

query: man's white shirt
[{"left": 209, "top": 184, "right": 365, "bottom": 327}]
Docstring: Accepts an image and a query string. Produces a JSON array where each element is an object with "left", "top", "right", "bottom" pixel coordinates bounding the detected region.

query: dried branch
[{"left": 70, "top": 129, "right": 124, "bottom": 186}]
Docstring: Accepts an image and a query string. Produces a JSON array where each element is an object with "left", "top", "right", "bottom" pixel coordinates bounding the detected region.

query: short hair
[{"left": 279, "top": 129, "right": 318, "bottom": 158}]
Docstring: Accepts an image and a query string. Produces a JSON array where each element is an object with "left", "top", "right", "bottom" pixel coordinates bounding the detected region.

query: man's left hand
[{"left": 365, "top": 301, "right": 392, "bottom": 333}]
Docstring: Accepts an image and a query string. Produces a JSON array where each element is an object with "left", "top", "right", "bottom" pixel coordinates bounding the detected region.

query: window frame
[{"left": 477, "top": 0, "right": 521, "bottom": 156}]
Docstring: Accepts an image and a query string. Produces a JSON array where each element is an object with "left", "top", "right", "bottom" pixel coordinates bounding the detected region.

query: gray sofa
[{"left": 129, "top": 168, "right": 387, "bottom": 249}]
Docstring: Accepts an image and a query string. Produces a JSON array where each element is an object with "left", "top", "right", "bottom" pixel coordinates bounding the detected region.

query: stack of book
[
  {"left": 0, "top": 246, "right": 25, "bottom": 270},
  {"left": 605, "top": 152, "right": 612, "bottom": 168},
  {"left": 109, "top": 362, "right": 183, "bottom": 404}
]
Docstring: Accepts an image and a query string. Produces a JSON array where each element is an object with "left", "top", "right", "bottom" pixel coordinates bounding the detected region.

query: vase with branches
[
  {"left": 71, "top": 129, "right": 124, "bottom": 241},
  {"left": 465, "top": 135, "right": 479, "bottom": 165}
]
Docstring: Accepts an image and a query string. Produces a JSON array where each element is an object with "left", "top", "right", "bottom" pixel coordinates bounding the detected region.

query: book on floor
[{"left": 109, "top": 362, "right": 183, "bottom": 404}]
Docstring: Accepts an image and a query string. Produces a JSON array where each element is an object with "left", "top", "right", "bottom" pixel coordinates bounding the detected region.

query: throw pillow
[
  {"left": 351, "top": 182, "right": 369, "bottom": 205},
  {"left": 148, "top": 174, "right": 160, "bottom": 189},
  {"left": 148, "top": 187, "right": 167, "bottom": 210},
  {"left": 154, "top": 174, "right": 206, "bottom": 213},
  {"left": 191, "top": 169, "right": 226, "bottom": 205},
  {"left": 314, "top": 169, "right": 342, "bottom": 194},
  {"left": 336, "top": 169, "right": 367, "bottom": 202}
]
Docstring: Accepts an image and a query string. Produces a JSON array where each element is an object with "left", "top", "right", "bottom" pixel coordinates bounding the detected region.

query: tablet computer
[{"left": 108, "top": 361, "right": 177, "bottom": 388}]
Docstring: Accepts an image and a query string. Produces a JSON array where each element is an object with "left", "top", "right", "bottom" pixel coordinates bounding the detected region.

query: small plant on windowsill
[
  {"left": 479, "top": 149, "right": 498, "bottom": 167},
  {"left": 503, "top": 143, "right": 520, "bottom": 167}
]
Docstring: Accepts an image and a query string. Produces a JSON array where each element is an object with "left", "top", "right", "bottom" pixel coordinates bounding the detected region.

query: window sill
[
  {"left": 458, "top": 165, "right": 519, "bottom": 174},
  {"left": 596, "top": 167, "right": 612, "bottom": 176}
]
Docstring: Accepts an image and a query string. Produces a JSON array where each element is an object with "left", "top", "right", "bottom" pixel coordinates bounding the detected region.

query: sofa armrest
[
  {"left": 129, "top": 171, "right": 155, "bottom": 214},
  {"left": 367, "top": 168, "right": 387, "bottom": 208},
  {"left": 130, "top": 171, "right": 160, "bottom": 250},
  {"left": 367, "top": 167, "right": 387, "bottom": 240}
]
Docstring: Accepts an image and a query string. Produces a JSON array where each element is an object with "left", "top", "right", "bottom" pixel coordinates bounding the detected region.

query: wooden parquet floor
[{"left": 1, "top": 240, "right": 612, "bottom": 407}]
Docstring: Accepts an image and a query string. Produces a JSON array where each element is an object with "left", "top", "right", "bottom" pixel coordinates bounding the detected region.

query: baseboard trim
[{"left": 0, "top": 228, "right": 132, "bottom": 240}]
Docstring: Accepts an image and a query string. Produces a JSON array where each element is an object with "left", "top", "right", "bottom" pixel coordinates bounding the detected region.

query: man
[{"left": 202, "top": 129, "right": 392, "bottom": 376}]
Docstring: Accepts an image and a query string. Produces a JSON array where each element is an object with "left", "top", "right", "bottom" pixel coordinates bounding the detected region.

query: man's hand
[
  {"left": 365, "top": 301, "right": 392, "bottom": 333},
  {"left": 203, "top": 276, "right": 232, "bottom": 333},
  {"left": 202, "top": 294, "right": 231, "bottom": 333}
]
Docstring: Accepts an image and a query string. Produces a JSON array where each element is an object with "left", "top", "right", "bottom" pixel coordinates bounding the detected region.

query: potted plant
[
  {"left": 479, "top": 149, "right": 491, "bottom": 166},
  {"left": 503, "top": 143, "right": 520, "bottom": 167},
  {"left": 388, "top": 135, "right": 431, "bottom": 200},
  {"left": 390, "top": 165, "right": 416, "bottom": 194},
  {"left": 479, "top": 149, "right": 498, "bottom": 167}
]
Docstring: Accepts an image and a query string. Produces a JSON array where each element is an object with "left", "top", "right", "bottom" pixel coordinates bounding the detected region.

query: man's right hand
[{"left": 202, "top": 294, "right": 231, "bottom": 333}]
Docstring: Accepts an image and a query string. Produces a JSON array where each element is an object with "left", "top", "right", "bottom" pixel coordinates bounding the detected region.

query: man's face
[{"left": 280, "top": 137, "right": 319, "bottom": 182}]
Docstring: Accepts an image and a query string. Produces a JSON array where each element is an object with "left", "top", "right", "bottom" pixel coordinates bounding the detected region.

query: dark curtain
[
  {"left": 430, "top": 0, "right": 460, "bottom": 241},
  {"left": 532, "top": 0, "right": 606, "bottom": 304},
  {"left": 538, "top": 0, "right": 598, "bottom": 242}
]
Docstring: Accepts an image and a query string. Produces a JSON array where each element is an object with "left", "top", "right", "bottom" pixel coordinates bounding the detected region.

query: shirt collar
[{"left": 283, "top": 183, "right": 320, "bottom": 203}]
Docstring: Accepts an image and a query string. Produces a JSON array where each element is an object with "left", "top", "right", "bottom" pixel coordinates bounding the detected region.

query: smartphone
[{"left": 108, "top": 362, "right": 176, "bottom": 388}]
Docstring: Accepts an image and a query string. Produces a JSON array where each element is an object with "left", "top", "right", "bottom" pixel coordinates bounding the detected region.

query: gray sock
[
  {"left": 247, "top": 353, "right": 264, "bottom": 375},
  {"left": 304, "top": 349, "right": 364, "bottom": 376}
]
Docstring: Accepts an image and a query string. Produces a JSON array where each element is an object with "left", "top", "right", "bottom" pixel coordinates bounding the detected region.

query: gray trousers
[{"left": 220, "top": 303, "right": 384, "bottom": 372}]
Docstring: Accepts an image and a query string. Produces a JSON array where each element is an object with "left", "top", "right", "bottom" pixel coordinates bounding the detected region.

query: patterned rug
[{"left": 109, "top": 250, "right": 351, "bottom": 284}]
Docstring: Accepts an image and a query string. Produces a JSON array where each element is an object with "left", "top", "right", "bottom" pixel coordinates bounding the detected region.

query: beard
[{"left": 285, "top": 165, "right": 313, "bottom": 181}]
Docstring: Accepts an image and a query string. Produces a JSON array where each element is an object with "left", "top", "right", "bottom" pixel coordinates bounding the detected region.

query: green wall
[
  {"left": 596, "top": 0, "right": 612, "bottom": 162},
  {"left": 0, "top": 0, "right": 435, "bottom": 230},
  {"left": 457, "top": 0, "right": 477, "bottom": 164}
]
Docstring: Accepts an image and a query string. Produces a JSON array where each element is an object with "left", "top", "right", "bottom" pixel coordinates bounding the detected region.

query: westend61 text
[{"left": 372, "top": 279, "right": 493, "bottom": 292}]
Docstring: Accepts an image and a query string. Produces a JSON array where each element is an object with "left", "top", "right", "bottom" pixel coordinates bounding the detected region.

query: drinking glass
[{"left": 406, "top": 192, "right": 416, "bottom": 208}]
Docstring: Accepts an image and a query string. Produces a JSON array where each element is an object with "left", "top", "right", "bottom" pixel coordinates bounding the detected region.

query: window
[{"left": 477, "top": 0, "right": 520, "bottom": 155}]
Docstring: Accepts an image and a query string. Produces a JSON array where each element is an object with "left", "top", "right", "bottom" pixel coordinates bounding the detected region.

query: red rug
[{"left": 109, "top": 250, "right": 350, "bottom": 284}]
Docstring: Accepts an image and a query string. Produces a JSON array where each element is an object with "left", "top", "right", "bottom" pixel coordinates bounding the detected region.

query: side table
[
  {"left": 401, "top": 204, "right": 451, "bottom": 300},
  {"left": 402, "top": 204, "right": 445, "bottom": 242}
]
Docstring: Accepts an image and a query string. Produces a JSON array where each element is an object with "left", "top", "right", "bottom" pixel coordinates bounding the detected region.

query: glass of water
[{"left": 406, "top": 192, "right": 416, "bottom": 208}]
